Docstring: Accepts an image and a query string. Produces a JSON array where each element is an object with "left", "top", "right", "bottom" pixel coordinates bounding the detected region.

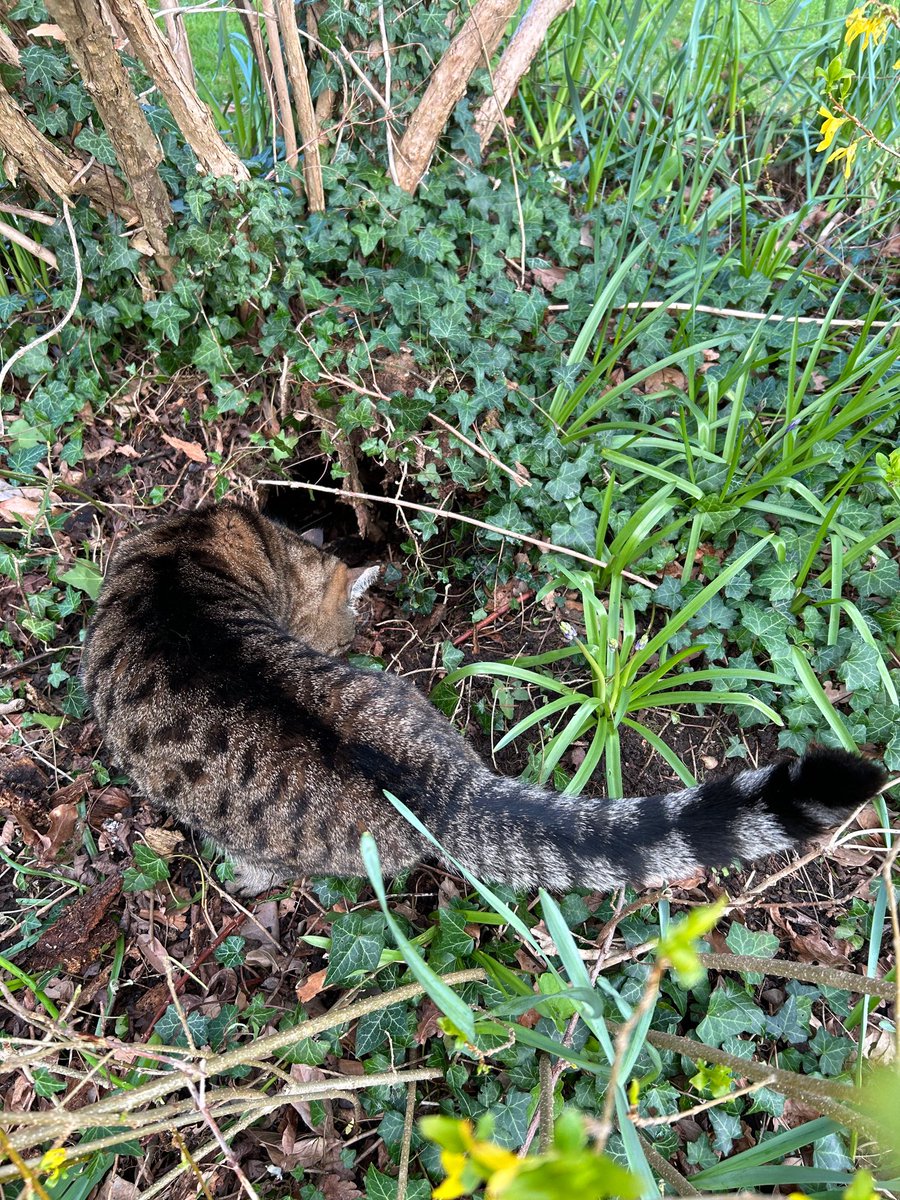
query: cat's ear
[
  {"left": 300, "top": 527, "right": 325, "bottom": 548},
  {"left": 348, "top": 565, "right": 381, "bottom": 609}
]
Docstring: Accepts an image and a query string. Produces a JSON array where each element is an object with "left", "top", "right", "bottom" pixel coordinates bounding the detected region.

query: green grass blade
[{"left": 360, "top": 832, "right": 476, "bottom": 1041}]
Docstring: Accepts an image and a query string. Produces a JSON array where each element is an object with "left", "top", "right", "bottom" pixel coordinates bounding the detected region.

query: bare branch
[
  {"left": 274, "top": 0, "right": 325, "bottom": 209},
  {"left": 108, "top": 0, "right": 250, "bottom": 180},
  {"left": 394, "top": 0, "right": 519, "bottom": 192},
  {"left": 474, "top": 0, "right": 575, "bottom": 148}
]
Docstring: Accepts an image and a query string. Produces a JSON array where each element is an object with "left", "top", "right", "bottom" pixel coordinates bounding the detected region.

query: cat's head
[{"left": 279, "top": 526, "right": 381, "bottom": 655}]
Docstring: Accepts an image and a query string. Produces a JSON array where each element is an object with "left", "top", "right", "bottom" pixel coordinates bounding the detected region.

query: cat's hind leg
[
  {"left": 224, "top": 855, "right": 286, "bottom": 897},
  {"left": 204, "top": 838, "right": 287, "bottom": 896}
]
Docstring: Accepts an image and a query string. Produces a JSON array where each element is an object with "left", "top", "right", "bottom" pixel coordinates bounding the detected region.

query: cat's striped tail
[{"left": 433, "top": 749, "right": 886, "bottom": 891}]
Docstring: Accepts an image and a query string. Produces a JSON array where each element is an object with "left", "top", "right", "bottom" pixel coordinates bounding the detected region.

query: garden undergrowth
[{"left": 1, "top": 0, "right": 900, "bottom": 1195}]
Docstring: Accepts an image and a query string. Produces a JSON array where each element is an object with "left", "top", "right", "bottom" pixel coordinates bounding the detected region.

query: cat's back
[{"left": 81, "top": 504, "right": 289, "bottom": 764}]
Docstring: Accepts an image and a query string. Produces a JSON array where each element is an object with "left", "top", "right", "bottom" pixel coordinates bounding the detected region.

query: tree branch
[
  {"left": 393, "top": 0, "right": 519, "bottom": 192},
  {"left": 473, "top": 0, "right": 575, "bottom": 148},
  {"left": 109, "top": 0, "right": 249, "bottom": 180},
  {"left": 274, "top": 0, "right": 325, "bottom": 209},
  {"left": 43, "top": 0, "right": 175, "bottom": 282}
]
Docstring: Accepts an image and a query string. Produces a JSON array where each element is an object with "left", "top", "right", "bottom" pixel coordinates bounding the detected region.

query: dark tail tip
[{"left": 789, "top": 748, "right": 888, "bottom": 810}]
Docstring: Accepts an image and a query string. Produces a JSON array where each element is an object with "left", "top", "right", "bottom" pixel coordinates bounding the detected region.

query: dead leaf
[
  {"left": 787, "top": 930, "right": 851, "bottom": 969},
  {"left": 532, "top": 264, "right": 568, "bottom": 291},
  {"left": 0, "top": 484, "right": 63, "bottom": 523},
  {"left": 822, "top": 680, "right": 852, "bottom": 704},
  {"left": 416, "top": 998, "right": 441, "bottom": 1044},
  {"left": 642, "top": 366, "right": 686, "bottom": 393},
  {"left": 160, "top": 433, "right": 207, "bottom": 463},
  {"left": 29, "top": 22, "right": 65, "bottom": 38},
  {"left": 25, "top": 870, "right": 122, "bottom": 974},
  {"left": 143, "top": 826, "right": 182, "bottom": 858},
  {"left": 136, "top": 932, "right": 171, "bottom": 976},
  {"left": 97, "top": 1177, "right": 140, "bottom": 1200},
  {"left": 296, "top": 967, "right": 328, "bottom": 1003},
  {"left": 40, "top": 800, "right": 79, "bottom": 861}
]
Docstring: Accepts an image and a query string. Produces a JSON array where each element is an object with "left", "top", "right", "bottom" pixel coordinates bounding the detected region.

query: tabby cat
[{"left": 81, "top": 502, "right": 886, "bottom": 895}]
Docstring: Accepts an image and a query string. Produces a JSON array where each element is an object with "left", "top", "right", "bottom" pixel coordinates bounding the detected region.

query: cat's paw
[{"left": 222, "top": 856, "right": 286, "bottom": 897}]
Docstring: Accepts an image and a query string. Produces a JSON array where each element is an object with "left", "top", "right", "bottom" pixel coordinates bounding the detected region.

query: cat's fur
[{"left": 81, "top": 501, "right": 886, "bottom": 895}]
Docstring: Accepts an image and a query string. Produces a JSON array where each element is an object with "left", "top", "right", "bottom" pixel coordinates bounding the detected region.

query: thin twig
[
  {"left": 593, "top": 962, "right": 664, "bottom": 1152},
  {"left": 0, "top": 220, "right": 58, "bottom": 268},
  {"left": 183, "top": 1070, "right": 262, "bottom": 1200},
  {"left": 519, "top": 890, "right": 635, "bottom": 1156},
  {"left": 376, "top": 0, "right": 400, "bottom": 186},
  {"left": 0, "top": 202, "right": 82, "bottom": 435},
  {"left": 830, "top": 96, "right": 900, "bottom": 160},
  {"left": 396, "top": 1081, "right": 417, "bottom": 1200},
  {"left": 452, "top": 588, "right": 535, "bottom": 647},
  {"left": 617, "top": 299, "right": 894, "bottom": 329},
  {"left": 429, "top": 411, "right": 529, "bottom": 488},
  {"left": 630, "top": 1075, "right": 776, "bottom": 1127},
  {"left": 257, "top": 478, "right": 658, "bottom": 588},
  {"left": 0, "top": 203, "right": 57, "bottom": 225},
  {"left": 636, "top": 1130, "right": 700, "bottom": 1196},
  {"left": 468, "top": 0, "right": 527, "bottom": 281},
  {"left": 537, "top": 1053, "right": 554, "bottom": 1152}
]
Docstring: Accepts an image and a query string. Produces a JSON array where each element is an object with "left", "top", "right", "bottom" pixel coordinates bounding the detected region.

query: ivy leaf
[
  {"left": 155, "top": 1004, "right": 208, "bottom": 1048},
  {"left": 856, "top": 557, "right": 899, "bottom": 598},
  {"left": 429, "top": 302, "right": 470, "bottom": 348},
  {"left": 754, "top": 560, "right": 796, "bottom": 603},
  {"left": 364, "top": 1165, "right": 429, "bottom": 1200},
  {"left": 839, "top": 640, "right": 883, "bottom": 692},
  {"left": 214, "top": 936, "right": 246, "bottom": 967},
  {"left": 122, "top": 844, "right": 171, "bottom": 892},
  {"left": 325, "top": 913, "right": 384, "bottom": 985},
  {"left": 740, "top": 602, "right": 789, "bottom": 646},
  {"left": 447, "top": 389, "right": 484, "bottom": 431},
  {"left": 193, "top": 328, "right": 233, "bottom": 381},
  {"left": 545, "top": 451, "right": 593, "bottom": 502},
  {"left": 708, "top": 1108, "right": 742, "bottom": 1155},
  {"left": 59, "top": 558, "right": 103, "bottom": 600},
  {"left": 434, "top": 908, "right": 474, "bottom": 961},
  {"left": 809, "top": 1028, "right": 851, "bottom": 1076},
  {"left": 146, "top": 293, "right": 191, "bottom": 345},
  {"left": 355, "top": 1001, "right": 412, "bottom": 1057},
  {"left": 725, "top": 921, "right": 779, "bottom": 960},
  {"left": 765, "top": 990, "right": 813, "bottom": 1044},
  {"left": 104, "top": 238, "right": 142, "bottom": 275},
  {"left": 695, "top": 979, "right": 766, "bottom": 1047},
  {"left": 32, "top": 1067, "right": 67, "bottom": 1097},
  {"left": 20, "top": 45, "right": 67, "bottom": 90},
  {"left": 74, "top": 127, "right": 119, "bottom": 167},
  {"left": 550, "top": 501, "right": 597, "bottom": 555}
]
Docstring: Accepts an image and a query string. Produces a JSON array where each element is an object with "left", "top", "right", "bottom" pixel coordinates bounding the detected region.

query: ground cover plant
[{"left": 1, "top": 0, "right": 899, "bottom": 1196}]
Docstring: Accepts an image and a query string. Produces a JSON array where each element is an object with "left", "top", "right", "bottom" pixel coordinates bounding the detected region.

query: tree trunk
[
  {"left": 473, "top": 0, "right": 575, "bottom": 149},
  {"left": 42, "top": 0, "right": 174, "bottom": 283},
  {"left": 274, "top": 0, "right": 325, "bottom": 210},
  {"left": 393, "top": 0, "right": 519, "bottom": 193},
  {"left": 261, "top": 0, "right": 299, "bottom": 189},
  {"left": 108, "top": 0, "right": 249, "bottom": 181},
  {"left": 0, "top": 75, "right": 148, "bottom": 238}
]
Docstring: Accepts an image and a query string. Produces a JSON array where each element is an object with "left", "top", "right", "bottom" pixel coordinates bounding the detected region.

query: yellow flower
[
  {"left": 470, "top": 1140, "right": 520, "bottom": 1176},
  {"left": 845, "top": 4, "right": 890, "bottom": 48},
  {"left": 816, "top": 106, "right": 848, "bottom": 151},
  {"left": 39, "top": 1147, "right": 69, "bottom": 1185},
  {"left": 434, "top": 1151, "right": 469, "bottom": 1199},
  {"left": 485, "top": 1161, "right": 524, "bottom": 1199},
  {"left": 827, "top": 138, "right": 861, "bottom": 178}
]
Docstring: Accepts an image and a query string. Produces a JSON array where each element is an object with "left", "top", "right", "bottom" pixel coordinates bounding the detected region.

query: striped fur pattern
[{"left": 81, "top": 502, "right": 886, "bottom": 894}]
